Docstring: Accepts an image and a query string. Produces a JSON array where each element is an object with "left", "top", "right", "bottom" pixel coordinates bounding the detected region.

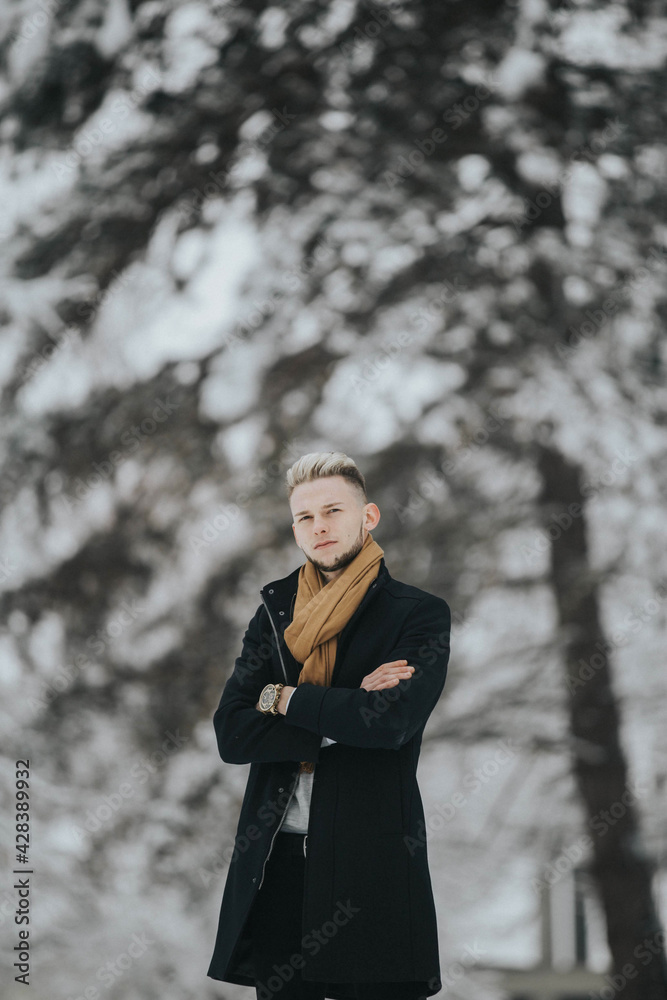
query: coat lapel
[{"left": 262, "top": 559, "right": 391, "bottom": 688}]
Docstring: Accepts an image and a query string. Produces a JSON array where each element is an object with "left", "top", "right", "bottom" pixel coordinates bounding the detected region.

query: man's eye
[{"left": 299, "top": 509, "right": 339, "bottom": 521}]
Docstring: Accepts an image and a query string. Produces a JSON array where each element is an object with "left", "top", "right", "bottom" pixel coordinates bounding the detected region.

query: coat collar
[
  {"left": 260, "top": 557, "right": 391, "bottom": 686},
  {"left": 260, "top": 556, "right": 391, "bottom": 614}
]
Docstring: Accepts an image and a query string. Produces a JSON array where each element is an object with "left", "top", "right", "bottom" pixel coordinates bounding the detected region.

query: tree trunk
[{"left": 536, "top": 444, "right": 666, "bottom": 998}]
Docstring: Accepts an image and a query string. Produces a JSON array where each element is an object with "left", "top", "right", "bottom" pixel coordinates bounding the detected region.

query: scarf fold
[{"left": 283, "top": 531, "right": 384, "bottom": 773}]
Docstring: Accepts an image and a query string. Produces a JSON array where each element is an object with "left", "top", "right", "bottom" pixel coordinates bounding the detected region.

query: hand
[{"left": 360, "top": 659, "right": 415, "bottom": 692}]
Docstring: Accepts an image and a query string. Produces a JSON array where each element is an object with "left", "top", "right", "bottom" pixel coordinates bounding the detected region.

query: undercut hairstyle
[{"left": 285, "top": 452, "right": 368, "bottom": 507}]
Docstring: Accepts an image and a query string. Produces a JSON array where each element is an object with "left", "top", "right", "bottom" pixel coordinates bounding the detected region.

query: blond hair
[{"left": 285, "top": 452, "right": 368, "bottom": 506}]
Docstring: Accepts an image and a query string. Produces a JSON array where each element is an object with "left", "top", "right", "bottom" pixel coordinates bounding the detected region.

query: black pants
[{"left": 245, "top": 831, "right": 432, "bottom": 1000}]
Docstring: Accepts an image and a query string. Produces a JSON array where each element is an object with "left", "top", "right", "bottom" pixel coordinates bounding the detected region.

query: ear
[{"left": 364, "top": 502, "right": 381, "bottom": 530}]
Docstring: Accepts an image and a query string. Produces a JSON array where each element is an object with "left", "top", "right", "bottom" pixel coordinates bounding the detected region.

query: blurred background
[{"left": 1, "top": 0, "right": 666, "bottom": 998}]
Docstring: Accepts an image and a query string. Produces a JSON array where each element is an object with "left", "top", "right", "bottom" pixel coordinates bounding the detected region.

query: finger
[
  {"left": 360, "top": 664, "right": 415, "bottom": 689},
  {"left": 381, "top": 672, "right": 413, "bottom": 685},
  {"left": 365, "top": 660, "right": 411, "bottom": 680},
  {"left": 366, "top": 672, "right": 414, "bottom": 690},
  {"left": 366, "top": 666, "right": 415, "bottom": 685}
]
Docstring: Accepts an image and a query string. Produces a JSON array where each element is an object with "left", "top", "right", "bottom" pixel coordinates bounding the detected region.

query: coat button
[
  {"left": 252, "top": 877, "right": 256, "bottom": 882},
  {"left": 269, "top": 589, "right": 274, "bottom": 593},
  {"left": 278, "top": 787, "right": 284, "bottom": 792},
  {"left": 279, "top": 610, "right": 284, "bottom": 615}
]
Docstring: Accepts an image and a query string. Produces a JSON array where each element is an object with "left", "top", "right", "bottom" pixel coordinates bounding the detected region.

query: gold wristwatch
[{"left": 258, "top": 682, "right": 285, "bottom": 715}]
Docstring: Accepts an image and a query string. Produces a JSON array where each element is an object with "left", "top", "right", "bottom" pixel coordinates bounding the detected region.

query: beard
[{"left": 306, "top": 524, "right": 366, "bottom": 578}]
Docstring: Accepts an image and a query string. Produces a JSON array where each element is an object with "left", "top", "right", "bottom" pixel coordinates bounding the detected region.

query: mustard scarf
[{"left": 283, "top": 531, "right": 384, "bottom": 772}]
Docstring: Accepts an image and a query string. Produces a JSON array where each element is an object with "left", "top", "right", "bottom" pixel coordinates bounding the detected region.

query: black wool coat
[{"left": 206, "top": 557, "right": 451, "bottom": 998}]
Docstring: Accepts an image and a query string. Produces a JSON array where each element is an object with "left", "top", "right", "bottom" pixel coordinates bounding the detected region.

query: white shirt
[{"left": 280, "top": 687, "right": 336, "bottom": 834}]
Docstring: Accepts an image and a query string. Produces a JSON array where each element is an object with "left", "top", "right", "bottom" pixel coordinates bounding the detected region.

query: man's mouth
[{"left": 315, "top": 541, "right": 336, "bottom": 549}]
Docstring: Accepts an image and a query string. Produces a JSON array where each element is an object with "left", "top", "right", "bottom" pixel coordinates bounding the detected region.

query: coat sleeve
[
  {"left": 284, "top": 593, "right": 451, "bottom": 750},
  {"left": 287, "top": 689, "right": 336, "bottom": 746},
  {"left": 212, "top": 603, "right": 324, "bottom": 765}
]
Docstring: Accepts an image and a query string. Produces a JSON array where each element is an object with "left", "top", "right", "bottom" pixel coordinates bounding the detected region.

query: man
[{"left": 207, "top": 451, "right": 451, "bottom": 1000}]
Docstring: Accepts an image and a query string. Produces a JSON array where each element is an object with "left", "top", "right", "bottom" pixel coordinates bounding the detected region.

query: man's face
[{"left": 290, "top": 475, "right": 380, "bottom": 582}]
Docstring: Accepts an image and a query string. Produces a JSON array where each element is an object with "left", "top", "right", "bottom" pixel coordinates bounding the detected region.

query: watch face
[{"left": 259, "top": 684, "right": 277, "bottom": 711}]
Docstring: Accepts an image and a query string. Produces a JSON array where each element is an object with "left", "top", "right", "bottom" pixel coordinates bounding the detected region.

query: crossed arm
[
  {"left": 254, "top": 662, "right": 417, "bottom": 747},
  {"left": 215, "top": 595, "right": 450, "bottom": 762},
  {"left": 262, "top": 660, "right": 417, "bottom": 716}
]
